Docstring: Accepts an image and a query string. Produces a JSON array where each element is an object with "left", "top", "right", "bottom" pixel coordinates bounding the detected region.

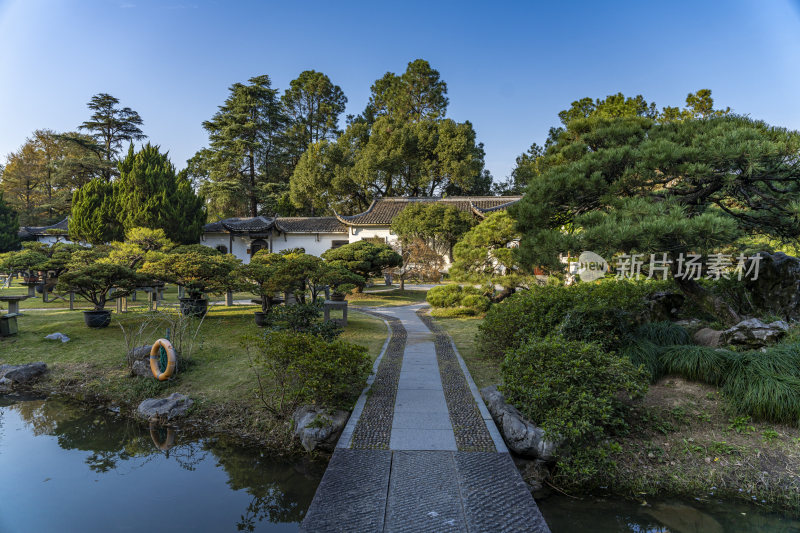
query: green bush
[
  {"left": 429, "top": 307, "right": 479, "bottom": 318},
  {"left": 262, "top": 302, "right": 342, "bottom": 341},
  {"left": 477, "top": 280, "right": 670, "bottom": 360},
  {"left": 248, "top": 331, "right": 372, "bottom": 416},
  {"left": 558, "top": 307, "right": 632, "bottom": 351},
  {"left": 426, "top": 284, "right": 490, "bottom": 312},
  {"left": 502, "top": 337, "right": 648, "bottom": 444}
]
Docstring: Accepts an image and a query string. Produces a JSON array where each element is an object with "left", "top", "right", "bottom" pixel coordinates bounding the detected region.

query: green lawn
[
  {"left": 430, "top": 314, "right": 501, "bottom": 390},
  {"left": 346, "top": 289, "right": 429, "bottom": 307},
  {"left": 0, "top": 306, "right": 387, "bottom": 407}
]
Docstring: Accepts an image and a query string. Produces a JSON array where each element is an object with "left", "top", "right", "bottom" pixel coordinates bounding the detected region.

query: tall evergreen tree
[
  {"left": 282, "top": 70, "right": 347, "bottom": 167},
  {"left": 78, "top": 93, "right": 146, "bottom": 181},
  {"left": 69, "top": 178, "right": 121, "bottom": 244},
  {"left": 115, "top": 144, "right": 206, "bottom": 244},
  {"left": 0, "top": 192, "right": 20, "bottom": 252},
  {"left": 365, "top": 59, "right": 449, "bottom": 122},
  {"left": 192, "top": 75, "right": 288, "bottom": 218}
]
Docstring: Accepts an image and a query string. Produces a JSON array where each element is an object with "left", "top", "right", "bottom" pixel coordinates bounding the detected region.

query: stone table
[{"left": 0, "top": 294, "right": 28, "bottom": 316}]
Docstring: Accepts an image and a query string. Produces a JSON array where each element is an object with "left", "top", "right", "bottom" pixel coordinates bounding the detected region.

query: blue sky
[{"left": 1, "top": 0, "right": 799, "bottom": 183}]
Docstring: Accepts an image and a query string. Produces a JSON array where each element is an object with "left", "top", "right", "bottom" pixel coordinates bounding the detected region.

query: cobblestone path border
[
  {"left": 349, "top": 310, "right": 407, "bottom": 449},
  {"left": 416, "top": 308, "right": 496, "bottom": 452}
]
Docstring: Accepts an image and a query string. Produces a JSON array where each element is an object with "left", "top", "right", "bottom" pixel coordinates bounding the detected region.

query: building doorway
[{"left": 250, "top": 239, "right": 268, "bottom": 256}]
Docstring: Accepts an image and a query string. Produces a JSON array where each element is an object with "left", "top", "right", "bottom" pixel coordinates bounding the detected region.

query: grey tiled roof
[
  {"left": 20, "top": 217, "right": 70, "bottom": 236},
  {"left": 204, "top": 216, "right": 276, "bottom": 233},
  {"left": 275, "top": 217, "right": 347, "bottom": 233},
  {"left": 334, "top": 196, "right": 523, "bottom": 225}
]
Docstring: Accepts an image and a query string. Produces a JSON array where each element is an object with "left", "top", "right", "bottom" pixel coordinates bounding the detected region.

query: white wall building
[{"left": 22, "top": 197, "right": 523, "bottom": 264}]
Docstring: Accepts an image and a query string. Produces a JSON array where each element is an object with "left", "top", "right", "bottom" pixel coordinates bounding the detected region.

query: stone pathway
[{"left": 301, "top": 304, "right": 549, "bottom": 533}]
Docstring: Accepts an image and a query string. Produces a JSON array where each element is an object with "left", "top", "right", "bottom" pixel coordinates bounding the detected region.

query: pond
[
  {"left": 0, "top": 395, "right": 324, "bottom": 533},
  {"left": 537, "top": 492, "right": 800, "bottom": 532},
  {"left": 2, "top": 395, "right": 799, "bottom": 533}
]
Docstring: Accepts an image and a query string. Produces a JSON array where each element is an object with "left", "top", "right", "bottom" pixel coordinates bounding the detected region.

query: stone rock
[
  {"left": 128, "top": 345, "right": 152, "bottom": 361},
  {"left": 292, "top": 405, "right": 349, "bottom": 453},
  {"left": 0, "top": 362, "right": 48, "bottom": 386},
  {"left": 0, "top": 377, "right": 11, "bottom": 393},
  {"left": 136, "top": 393, "right": 193, "bottom": 421},
  {"left": 132, "top": 360, "right": 154, "bottom": 378},
  {"left": 480, "top": 385, "right": 558, "bottom": 461},
  {"left": 641, "top": 291, "right": 685, "bottom": 322},
  {"left": 693, "top": 328, "right": 723, "bottom": 347},
  {"left": 743, "top": 252, "right": 800, "bottom": 320},
  {"left": 720, "top": 318, "right": 790, "bottom": 348}
]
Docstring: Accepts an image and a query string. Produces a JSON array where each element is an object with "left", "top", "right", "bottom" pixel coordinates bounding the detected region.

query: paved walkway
[{"left": 301, "top": 304, "right": 549, "bottom": 533}]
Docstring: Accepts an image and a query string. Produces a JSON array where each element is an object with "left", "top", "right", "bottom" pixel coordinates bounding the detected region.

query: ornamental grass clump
[{"left": 426, "top": 284, "right": 490, "bottom": 315}]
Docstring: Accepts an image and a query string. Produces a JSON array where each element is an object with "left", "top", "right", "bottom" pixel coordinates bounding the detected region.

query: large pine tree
[{"left": 68, "top": 178, "right": 121, "bottom": 244}]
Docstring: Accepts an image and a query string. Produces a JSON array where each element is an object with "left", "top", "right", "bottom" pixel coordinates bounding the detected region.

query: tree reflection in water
[{"left": 5, "top": 397, "right": 323, "bottom": 530}]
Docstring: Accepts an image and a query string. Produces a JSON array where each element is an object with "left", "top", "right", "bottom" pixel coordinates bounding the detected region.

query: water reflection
[
  {"left": 0, "top": 396, "right": 323, "bottom": 532},
  {"left": 538, "top": 494, "right": 800, "bottom": 533}
]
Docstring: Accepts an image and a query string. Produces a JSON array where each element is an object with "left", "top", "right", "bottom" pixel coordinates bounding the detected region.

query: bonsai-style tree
[
  {"left": 321, "top": 240, "right": 401, "bottom": 291},
  {"left": 102, "top": 227, "right": 175, "bottom": 269},
  {"left": 319, "top": 265, "right": 365, "bottom": 296},
  {"left": 279, "top": 252, "right": 327, "bottom": 303},
  {"left": 450, "top": 211, "right": 528, "bottom": 297},
  {"left": 56, "top": 263, "right": 140, "bottom": 311},
  {"left": 236, "top": 252, "right": 289, "bottom": 313},
  {"left": 140, "top": 251, "right": 240, "bottom": 299},
  {"left": 1, "top": 247, "right": 48, "bottom": 280},
  {"left": 514, "top": 114, "right": 800, "bottom": 324}
]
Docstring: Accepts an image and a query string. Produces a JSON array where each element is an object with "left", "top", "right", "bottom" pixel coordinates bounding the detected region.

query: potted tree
[
  {"left": 320, "top": 265, "right": 365, "bottom": 301},
  {"left": 56, "top": 263, "right": 141, "bottom": 327},
  {"left": 140, "top": 251, "right": 240, "bottom": 317}
]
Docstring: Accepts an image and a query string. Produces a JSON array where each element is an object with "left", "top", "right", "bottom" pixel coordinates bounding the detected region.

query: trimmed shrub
[
  {"left": 248, "top": 331, "right": 372, "bottom": 415},
  {"left": 426, "top": 284, "right": 490, "bottom": 313},
  {"left": 429, "top": 307, "right": 479, "bottom": 318},
  {"left": 558, "top": 307, "right": 632, "bottom": 351},
  {"left": 477, "top": 280, "right": 670, "bottom": 360},
  {"left": 502, "top": 337, "right": 648, "bottom": 444}
]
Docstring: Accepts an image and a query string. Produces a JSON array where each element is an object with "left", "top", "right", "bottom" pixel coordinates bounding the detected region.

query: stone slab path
[{"left": 301, "top": 304, "right": 549, "bottom": 533}]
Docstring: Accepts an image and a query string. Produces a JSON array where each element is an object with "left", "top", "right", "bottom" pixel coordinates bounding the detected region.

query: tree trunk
[{"left": 674, "top": 276, "right": 741, "bottom": 326}]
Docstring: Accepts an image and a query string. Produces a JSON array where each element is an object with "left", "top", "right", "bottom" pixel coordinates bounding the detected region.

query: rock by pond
[
  {"left": 480, "top": 385, "right": 558, "bottom": 461},
  {"left": 136, "top": 393, "right": 193, "bottom": 421},
  {"left": 292, "top": 405, "right": 349, "bottom": 453},
  {"left": 0, "top": 362, "right": 48, "bottom": 391}
]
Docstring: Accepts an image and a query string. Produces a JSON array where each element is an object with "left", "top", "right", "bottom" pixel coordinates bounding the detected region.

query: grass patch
[
  {"left": 428, "top": 313, "right": 500, "bottom": 390},
  {"left": 0, "top": 306, "right": 387, "bottom": 413},
  {"left": 346, "top": 289, "right": 428, "bottom": 307}
]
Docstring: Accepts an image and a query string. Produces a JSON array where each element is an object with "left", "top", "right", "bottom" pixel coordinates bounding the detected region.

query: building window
[
  {"left": 215, "top": 245, "right": 228, "bottom": 254},
  {"left": 331, "top": 240, "right": 349, "bottom": 249}
]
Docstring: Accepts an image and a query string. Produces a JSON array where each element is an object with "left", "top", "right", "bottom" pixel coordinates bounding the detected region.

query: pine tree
[
  {"left": 78, "top": 93, "right": 146, "bottom": 181},
  {"left": 0, "top": 192, "right": 20, "bottom": 252}
]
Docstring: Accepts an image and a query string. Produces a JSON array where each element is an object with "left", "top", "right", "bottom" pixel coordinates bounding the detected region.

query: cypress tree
[
  {"left": 0, "top": 192, "right": 21, "bottom": 252},
  {"left": 68, "top": 178, "right": 122, "bottom": 244},
  {"left": 115, "top": 144, "right": 206, "bottom": 244}
]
